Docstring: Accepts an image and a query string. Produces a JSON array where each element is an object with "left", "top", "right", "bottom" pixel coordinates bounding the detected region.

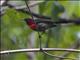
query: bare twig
[
  {"left": 7, "top": 4, "right": 80, "bottom": 24},
  {"left": 0, "top": 1, "right": 42, "bottom": 16},
  {"left": 0, "top": 48, "right": 80, "bottom": 54},
  {"left": 1, "top": 2, "right": 80, "bottom": 22}
]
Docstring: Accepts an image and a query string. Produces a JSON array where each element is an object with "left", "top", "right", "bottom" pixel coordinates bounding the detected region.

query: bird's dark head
[
  {"left": 24, "top": 18, "right": 32, "bottom": 22},
  {"left": 24, "top": 18, "right": 35, "bottom": 24},
  {"left": 24, "top": 18, "right": 37, "bottom": 30}
]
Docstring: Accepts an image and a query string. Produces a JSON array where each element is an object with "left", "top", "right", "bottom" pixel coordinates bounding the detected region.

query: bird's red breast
[
  {"left": 26, "top": 19, "right": 37, "bottom": 30},
  {"left": 29, "top": 24, "right": 37, "bottom": 30}
]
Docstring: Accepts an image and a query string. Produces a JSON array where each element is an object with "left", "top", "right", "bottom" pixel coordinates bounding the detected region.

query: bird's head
[
  {"left": 24, "top": 18, "right": 37, "bottom": 30},
  {"left": 24, "top": 18, "right": 35, "bottom": 25}
]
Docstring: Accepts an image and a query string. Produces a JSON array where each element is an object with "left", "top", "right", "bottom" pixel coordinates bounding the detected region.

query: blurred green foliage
[{"left": 1, "top": 1, "right": 80, "bottom": 60}]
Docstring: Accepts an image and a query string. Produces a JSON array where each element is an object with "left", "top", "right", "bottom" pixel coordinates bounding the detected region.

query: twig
[
  {"left": 7, "top": 4, "right": 80, "bottom": 24},
  {"left": 0, "top": 48, "right": 80, "bottom": 54},
  {"left": 2, "top": 4, "right": 80, "bottom": 25},
  {"left": 29, "top": 1, "right": 43, "bottom": 7},
  {"left": 1, "top": 2, "right": 80, "bottom": 23},
  {"left": 0, "top": 1, "right": 42, "bottom": 16}
]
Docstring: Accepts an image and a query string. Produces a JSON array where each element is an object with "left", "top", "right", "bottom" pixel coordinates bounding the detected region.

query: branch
[
  {"left": 0, "top": 48, "right": 80, "bottom": 54},
  {"left": 0, "top": 1, "right": 42, "bottom": 16},
  {"left": 1, "top": 2, "right": 52, "bottom": 19},
  {"left": 1, "top": 3, "right": 80, "bottom": 24},
  {"left": 6, "top": 4, "right": 80, "bottom": 24}
]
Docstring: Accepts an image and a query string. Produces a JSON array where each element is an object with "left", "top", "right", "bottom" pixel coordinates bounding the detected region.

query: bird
[{"left": 24, "top": 18, "right": 57, "bottom": 31}]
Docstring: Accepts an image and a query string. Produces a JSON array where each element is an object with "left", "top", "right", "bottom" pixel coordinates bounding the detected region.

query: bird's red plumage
[
  {"left": 29, "top": 24, "right": 37, "bottom": 30},
  {"left": 26, "top": 19, "right": 37, "bottom": 30}
]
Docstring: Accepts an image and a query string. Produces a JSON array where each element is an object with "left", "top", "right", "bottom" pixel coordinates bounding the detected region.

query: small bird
[{"left": 24, "top": 18, "right": 57, "bottom": 31}]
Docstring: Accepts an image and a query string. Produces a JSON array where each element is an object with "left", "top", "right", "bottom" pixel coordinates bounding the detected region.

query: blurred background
[{"left": 0, "top": 0, "right": 80, "bottom": 60}]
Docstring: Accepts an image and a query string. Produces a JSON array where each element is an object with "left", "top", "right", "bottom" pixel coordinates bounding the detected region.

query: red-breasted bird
[{"left": 24, "top": 18, "right": 57, "bottom": 31}]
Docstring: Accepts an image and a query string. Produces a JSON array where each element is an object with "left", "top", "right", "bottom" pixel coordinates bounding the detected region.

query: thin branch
[
  {"left": 2, "top": 4, "right": 80, "bottom": 25},
  {"left": 0, "top": 1, "right": 42, "bottom": 16},
  {"left": 0, "top": 48, "right": 80, "bottom": 54},
  {"left": 2, "top": 1, "right": 42, "bottom": 7},
  {"left": 42, "top": 51, "right": 76, "bottom": 60},
  {"left": 1, "top": 3, "right": 80, "bottom": 23},
  {"left": 6, "top": 4, "right": 80, "bottom": 24},
  {"left": 29, "top": 1, "right": 43, "bottom": 7},
  {"left": 0, "top": 2, "right": 51, "bottom": 19}
]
